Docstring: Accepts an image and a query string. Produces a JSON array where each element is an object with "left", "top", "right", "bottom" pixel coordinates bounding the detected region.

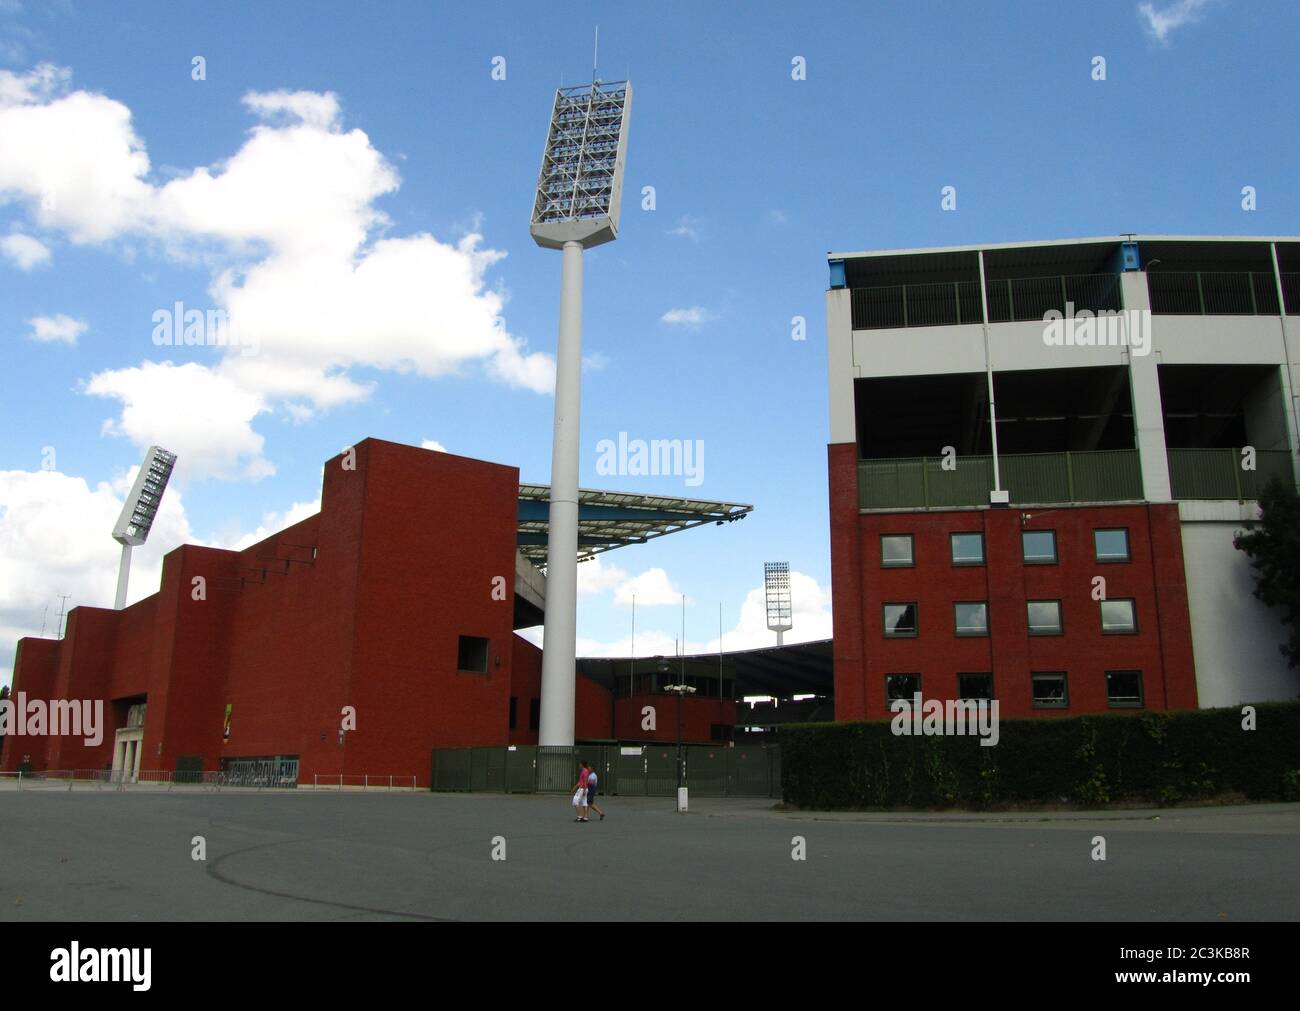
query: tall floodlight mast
[
  {"left": 764, "top": 562, "right": 793, "bottom": 647},
  {"left": 111, "top": 446, "right": 177, "bottom": 610},
  {"left": 530, "top": 78, "right": 632, "bottom": 747}
]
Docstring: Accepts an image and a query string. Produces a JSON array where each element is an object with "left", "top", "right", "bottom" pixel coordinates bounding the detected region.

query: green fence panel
[
  {"left": 505, "top": 746, "right": 536, "bottom": 793},
  {"left": 1069, "top": 450, "right": 1143, "bottom": 501},
  {"left": 431, "top": 748, "right": 471, "bottom": 791},
  {"left": 536, "top": 746, "right": 577, "bottom": 793},
  {"left": 644, "top": 745, "right": 679, "bottom": 797},
  {"left": 685, "top": 745, "right": 726, "bottom": 797},
  {"left": 613, "top": 747, "right": 647, "bottom": 796}
]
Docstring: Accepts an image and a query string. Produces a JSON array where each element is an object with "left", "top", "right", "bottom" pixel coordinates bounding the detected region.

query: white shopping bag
[{"left": 572, "top": 788, "right": 585, "bottom": 807}]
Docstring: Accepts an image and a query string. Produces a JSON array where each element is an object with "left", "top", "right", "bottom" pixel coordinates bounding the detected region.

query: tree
[{"left": 1234, "top": 478, "right": 1300, "bottom": 670}]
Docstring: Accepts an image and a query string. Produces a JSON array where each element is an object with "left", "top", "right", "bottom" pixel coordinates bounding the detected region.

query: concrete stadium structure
[{"left": 826, "top": 235, "right": 1300, "bottom": 719}]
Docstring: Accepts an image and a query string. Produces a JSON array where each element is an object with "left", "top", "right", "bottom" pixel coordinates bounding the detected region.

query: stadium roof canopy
[{"left": 516, "top": 484, "right": 752, "bottom": 566}]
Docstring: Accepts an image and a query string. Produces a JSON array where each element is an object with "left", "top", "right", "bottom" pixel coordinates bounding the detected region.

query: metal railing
[
  {"left": 430, "top": 743, "right": 781, "bottom": 798},
  {"left": 1167, "top": 448, "right": 1295, "bottom": 500},
  {"left": 858, "top": 449, "right": 1143, "bottom": 509},
  {"left": 848, "top": 273, "right": 1121, "bottom": 330},
  {"left": 1147, "top": 271, "right": 1282, "bottom": 315},
  {"left": 1282, "top": 273, "right": 1300, "bottom": 314},
  {"left": 1, "top": 768, "right": 417, "bottom": 791}
]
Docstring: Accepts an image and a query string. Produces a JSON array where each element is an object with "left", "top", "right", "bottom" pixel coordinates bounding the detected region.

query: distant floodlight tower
[
  {"left": 111, "top": 446, "right": 177, "bottom": 610},
  {"left": 764, "top": 562, "right": 793, "bottom": 647},
  {"left": 531, "top": 79, "right": 633, "bottom": 748}
]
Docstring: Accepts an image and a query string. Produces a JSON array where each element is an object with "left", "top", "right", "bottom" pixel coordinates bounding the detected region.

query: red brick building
[{"left": 1, "top": 439, "right": 747, "bottom": 786}]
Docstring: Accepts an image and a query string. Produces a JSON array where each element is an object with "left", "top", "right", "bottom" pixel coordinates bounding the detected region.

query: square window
[
  {"left": 954, "top": 602, "right": 988, "bottom": 636},
  {"left": 1022, "top": 530, "right": 1058, "bottom": 564},
  {"left": 957, "top": 673, "right": 994, "bottom": 701},
  {"left": 457, "top": 635, "right": 489, "bottom": 672},
  {"left": 883, "top": 602, "right": 918, "bottom": 637},
  {"left": 1027, "top": 600, "right": 1063, "bottom": 635},
  {"left": 1106, "top": 670, "right": 1144, "bottom": 708},
  {"left": 1100, "top": 599, "right": 1138, "bottom": 634},
  {"left": 1094, "top": 528, "right": 1130, "bottom": 562},
  {"left": 950, "top": 532, "right": 985, "bottom": 566},
  {"left": 881, "top": 534, "right": 914, "bottom": 568},
  {"left": 1032, "top": 672, "right": 1069, "bottom": 708},
  {"left": 885, "top": 674, "right": 920, "bottom": 702}
]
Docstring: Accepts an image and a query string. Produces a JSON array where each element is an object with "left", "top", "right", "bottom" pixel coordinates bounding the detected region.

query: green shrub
[{"left": 781, "top": 702, "right": 1300, "bottom": 810}]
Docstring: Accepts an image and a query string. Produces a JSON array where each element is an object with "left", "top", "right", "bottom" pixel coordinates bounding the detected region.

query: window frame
[
  {"left": 1026, "top": 599, "right": 1064, "bottom": 636},
  {"left": 957, "top": 672, "right": 995, "bottom": 702},
  {"left": 949, "top": 531, "right": 986, "bottom": 567},
  {"left": 953, "top": 601, "right": 989, "bottom": 637},
  {"left": 880, "top": 533, "right": 915, "bottom": 569},
  {"left": 882, "top": 602, "right": 919, "bottom": 638},
  {"left": 456, "top": 634, "right": 490, "bottom": 673},
  {"left": 1021, "top": 529, "right": 1058, "bottom": 565},
  {"left": 1094, "top": 527, "right": 1131, "bottom": 563},
  {"left": 885, "top": 673, "right": 921, "bottom": 703},
  {"left": 1031, "top": 671, "right": 1070, "bottom": 709},
  {"left": 1100, "top": 598, "right": 1139, "bottom": 635},
  {"left": 1105, "top": 669, "right": 1145, "bottom": 708}
]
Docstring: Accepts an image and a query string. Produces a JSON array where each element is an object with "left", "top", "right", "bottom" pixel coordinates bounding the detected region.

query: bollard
[{"left": 677, "top": 787, "right": 689, "bottom": 813}]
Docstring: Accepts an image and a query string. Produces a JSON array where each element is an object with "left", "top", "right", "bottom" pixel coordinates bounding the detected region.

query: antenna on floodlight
[
  {"left": 530, "top": 70, "right": 632, "bottom": 748},
  {"left": 111, "top": 445, "right": 177, "bottom": 610},
  {"left": 764, "top": 562, "right": 793, "bottom": 647},
  {"left": 593, "top": 27, "right": 599, "bottom": 82}
]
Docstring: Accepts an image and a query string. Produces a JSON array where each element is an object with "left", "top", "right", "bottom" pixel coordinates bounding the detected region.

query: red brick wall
[
  {"left": 0, "top": 637, "right": 60, "bottom": 771},
  {"left": 831, "top": 492, "right": 1198, "bottom": 720},
  {"left": 509, "top": 635, "right": 615, "bottom": 743},
  {"left": 613, "top": 694, "right": 734, "bottom": 743}
]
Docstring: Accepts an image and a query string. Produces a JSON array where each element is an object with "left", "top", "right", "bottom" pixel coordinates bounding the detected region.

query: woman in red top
[{"left": 572, "top": 761, "right": 591, "bottom": 822}]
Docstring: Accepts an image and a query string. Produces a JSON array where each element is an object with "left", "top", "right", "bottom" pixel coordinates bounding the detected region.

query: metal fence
[
  {"left": 849, "top": 273, "right": 1121, "bottom": 330},
  {"left": 430, "top": 743, "right": 781, "bottom": 798},
  {"left": 1, "top": 767, "right": 416, "bottom": 791},
  {"left": 1167, "top": 448, "right": 1295, "bottom": 500},
  {"left": 858, "top": 449, "right": 1143, "bottom": 509},
  {"left": 1147, "top": 271, "right": 1282, "bottom": 315}
]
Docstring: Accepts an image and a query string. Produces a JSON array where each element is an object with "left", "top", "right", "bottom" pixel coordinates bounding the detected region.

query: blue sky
[{"left": 1, "top": 0, "right": 1297, "bottom": 681}]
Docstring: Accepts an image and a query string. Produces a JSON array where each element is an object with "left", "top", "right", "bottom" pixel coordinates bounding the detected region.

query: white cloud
[
  {"left": 1138, "top": 0, "right": 1214, "bottom": 43},
  {"left": 420, "top": 439, "right": 447, "bottom": 452},
  {"left": 1, "top": 232, "right": 49, "bottom": 269},
  {"left": 576, "top": 555, "right": 628, "bottom": 596},
  {"left": 666, "top": 216, "right": 701, "bottom": 241},
  {"left": 0, "top": 66, "right": 556, "bottom": 478},
  {"left": 767, "top": 209, "right": 788, "bottom": 225},
  {"left": 224, "top": 496, "right": 321, "bottom": 551},
  {"left": 84, "top": 361, "right": 273, "bottom": 480},
  {"left": 613, "top": 567, "right": 689, "bottom": 608},
  {"left": 0, "top": 467, "right": 194, "bottom": 683},
  {"left": 660, "top": 306, "right": 714, "bottom": 327},
  {"left": 26, "top": 313, "right": 85, "bottom": 343}
]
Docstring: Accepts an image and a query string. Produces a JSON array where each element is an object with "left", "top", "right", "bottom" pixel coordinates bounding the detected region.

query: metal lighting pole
[
  {"left": 538, "top": 239, "right": 585, "bottom": 747},
  {"left": 114, "top": 543, "right": 133, "bottom": 610},
  {"left": 530, "top": 80, "right": 632, "bottom": 748},
  {"left": 111, "top": 445, "right": 176, "bottom": 610}
]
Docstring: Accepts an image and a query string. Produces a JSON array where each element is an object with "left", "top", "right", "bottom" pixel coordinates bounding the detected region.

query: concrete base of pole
[{"left": 677, "top": 787, "right": 689, "bottom": 813}]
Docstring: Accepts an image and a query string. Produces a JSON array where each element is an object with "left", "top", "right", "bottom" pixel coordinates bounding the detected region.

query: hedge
[{"left": 780, "top": 702, "right": 1300, "bottom": 810}]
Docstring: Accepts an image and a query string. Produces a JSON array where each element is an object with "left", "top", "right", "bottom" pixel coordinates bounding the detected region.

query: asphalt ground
[{"left": 1, "top": 788, "right": 1297, "bottom": 921}]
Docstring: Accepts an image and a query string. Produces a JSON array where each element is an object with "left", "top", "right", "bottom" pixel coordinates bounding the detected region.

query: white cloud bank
[
  {"left": 0, "top": 66, "right": 554, "bottom": 479},
  {"left": 1138, "top": 0, "right": 1215, "bottom": 44}
]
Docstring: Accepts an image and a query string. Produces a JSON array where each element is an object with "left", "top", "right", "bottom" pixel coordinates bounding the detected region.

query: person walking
[
  {"left": 586, "top": 764, "right": 606, "bottom": 821},
  {"left": 572, "top": 760, "right": 591, "bottom": 822}
]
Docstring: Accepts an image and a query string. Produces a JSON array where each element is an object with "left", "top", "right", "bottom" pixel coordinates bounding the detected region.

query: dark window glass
[
  {"left": 886, "top": 674, "right": 921, "bottom": 702},
  {"left": 529, "top": 698, "right": 540, "bottom": 731},
  {"left": 1032, "top": 672, "right": 1069, "bottom": 708},
  {"left": 1106, "top": 670, "right": 1144, "bottom": 708},
  {"left": 509, "top": 696, "right": 517, "bottom": 731},
  {"left": 957, "top": 673, "right": 994, "bottom": 700},
  {"left": 883, "top": 603, "right": 918, "bottom": 637},
  {"left": 457, "top": 635, "right": 489, "bottom": 672}
]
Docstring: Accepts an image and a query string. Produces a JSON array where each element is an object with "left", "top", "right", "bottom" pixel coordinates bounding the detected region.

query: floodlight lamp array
[
  {"left": 764, "top": 561, "right": 793, "bottom": 630},
  {"left": 531, "top": 82, "right": 630, "bottom": 227},
  {"left": 112, "top": 446, "right": 176, "bottom": 546}
]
